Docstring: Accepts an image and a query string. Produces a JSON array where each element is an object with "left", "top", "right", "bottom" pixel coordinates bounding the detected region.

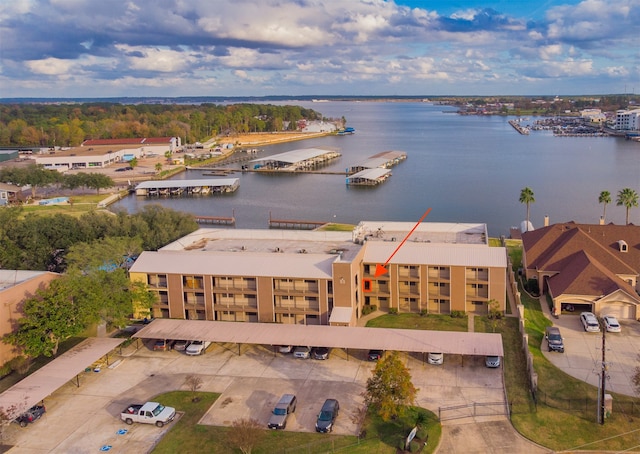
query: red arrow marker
[{"left": 374, "top": 208, "right": 432, "bottom": 277}]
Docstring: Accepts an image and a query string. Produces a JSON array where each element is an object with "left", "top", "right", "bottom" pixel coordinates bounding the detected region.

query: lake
[{"left": 111, "top": 101, "right": 640, "bottom": 237}]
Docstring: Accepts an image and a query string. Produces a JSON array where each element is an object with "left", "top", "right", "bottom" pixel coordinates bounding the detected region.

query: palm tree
[
  {"left": 598, "top": 191, "right": 611, "bottom": 223},
  {"left": 519, "top": 187, "right": 535, "bottom": 231},
  {"left": 155, "top": 162, "right": 163, "bottom": 173},
  {"left": 617, "top": 188, "right": 639, "bottom": 224}
]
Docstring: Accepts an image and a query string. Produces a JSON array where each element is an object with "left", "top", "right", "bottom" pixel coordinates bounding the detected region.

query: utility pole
[{"left": 599, "top": 327, "right": 607, "bottom": 425}]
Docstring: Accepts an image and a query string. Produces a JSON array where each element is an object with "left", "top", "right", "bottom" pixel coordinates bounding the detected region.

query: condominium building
[
  {"left": 615, "top": 108, "right": 640, "bottom": 131},
  {"left": 129, "top": 222, "right": 507, "bottom": 327}
]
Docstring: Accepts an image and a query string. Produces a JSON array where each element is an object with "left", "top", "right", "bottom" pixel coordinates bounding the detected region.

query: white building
[{"left": 615, "top": 109, "right": 640, "bottom": 131}]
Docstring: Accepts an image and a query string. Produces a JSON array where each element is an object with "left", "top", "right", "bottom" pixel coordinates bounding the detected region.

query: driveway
[
  {"left": 2, "top": 342, "right": 544, "bottom": 453},
  {"left": 542, "top": 312, "right": 640, "bottom": 396}
]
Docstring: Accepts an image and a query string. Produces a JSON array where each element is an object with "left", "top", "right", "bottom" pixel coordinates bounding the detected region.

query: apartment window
[{"left": 183, "top": 275, "right": 204, "bottom": 289}]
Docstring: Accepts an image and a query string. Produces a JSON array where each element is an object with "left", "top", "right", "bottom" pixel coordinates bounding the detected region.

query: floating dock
[
  {"left": 134, "top": 178, "right": 239, "bottom": 197},
  {"left": 346, "top": 168, "right": 392, "bottom": 186},
  {"left": 509, "top": 120, "right": 530, "bottom": 135},
  {"left": 268, "top": 212, "right": 327, "bottom": 230},
  {"left": 194, "top": 212, "right": 236, "bottom": 226},
  {"left": 345, "top": 150, "right": 406, "bottom": 186}
]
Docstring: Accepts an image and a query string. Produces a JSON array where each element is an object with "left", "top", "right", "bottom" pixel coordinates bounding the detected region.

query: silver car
[
  {"left": 293, "top": 346, "right": 311, "bottom": 359},
  {"left": 580, "top": 312, "right": 601, "bottom": 332}
]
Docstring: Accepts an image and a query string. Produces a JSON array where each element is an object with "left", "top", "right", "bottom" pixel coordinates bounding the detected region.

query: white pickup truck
[{"left": 121, "top": 402, "right": 176, "bottom": 427}]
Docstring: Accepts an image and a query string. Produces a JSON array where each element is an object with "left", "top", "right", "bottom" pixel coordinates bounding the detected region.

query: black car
[
  {"left": 312, "top": 347, "right": 330, "bottom": 360},
  {"left": 115, "top": 166, "right": 133, "bottom": 172},
  {"left": 15, "top": 405, "right": 46, "bottom": 427},
  {"left": 545, "top": 326, "right": 565, "bottom": 353},
  {"left": 315, "top": 399, "right": 339, "bottom": 433},
  {"left": 367, "top": 349, "right": 383, "bottom": 361}
]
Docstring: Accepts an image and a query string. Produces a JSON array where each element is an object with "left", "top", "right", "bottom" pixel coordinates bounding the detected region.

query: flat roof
[
  {"left": 135, "top": 179, "right": 239, "bottom": 189},
  {"left": 0, "top": 270, "right": 54, "bottom": 291},
  {"left": 353, "top": 221, "right": 488, "bottom": 245},
  {"left": 251, "top": 147, "right": 340, "bottom": 164},
  {"left": 363, "top": 241, "right": 507, "bottom": 267},
  {"left": 133, "top": 319, "right": 504, "bottom": 357},
  {"left": 0, "top": 338, "right": 124, "bottom": 419},
  {"left": 130, "top": 250, "right": 337, "bottom": 278}
]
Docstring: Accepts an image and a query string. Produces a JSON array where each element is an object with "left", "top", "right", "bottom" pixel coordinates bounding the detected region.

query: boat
[
  {"left": 191, "top": 186, "right": 202, "bottom": 194},
  {"left": 147, "top": 188, "right": 158, "bottom": 196},
  {"left": 170, "top": 187, "right": 184, "bottom": 195},
  {"left": 337, "top": 127, "right": 356, "bottom": 135},
  {"left": 200, "top": 186, "right": 211, "bottom": 194},
  {"left": 158, "top": 188, "right": 170, "bottom": 196}
]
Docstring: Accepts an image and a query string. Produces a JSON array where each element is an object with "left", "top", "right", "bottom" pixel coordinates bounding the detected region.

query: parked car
[
  {"left": 545, "top": 326, "right": 565, "bottom": 352},
  {"left": 115, "top": 166, "right": 133, "bottom": 172},
  {"left": 312, "top": 347, "right": 330, "bottom": 360},
  {"left": 173, "top": 340, "right": 190, "bottom": 351},
  {"left": 427, "top": 352, "right": 444, "bottom": 365},
  {"left": 121, "top": 402, "right": 176, "bottom": 427},
  {"left": 580, "top": 312, "right": 601, "bottom": 332},
  {"left": 153, "top": 339, "right": 173, "bottom": 351},
  {"left": 185, "top": 340, "right": 210, "bottom": 355},
  {"left": 315, "top": 398, "right": 340, "bottom": 433},
  {"left": 267, "top": 394, "right": 297, "bottom": 429},
  {"left": 293, "top": 346, "right": 311, "bottom": 359},
  {"left": 603, "top": 315, "right": 621, "bottom": 333},
  {"left": 277, "top": 345, "right": 293, "bottom": 354},
  {"left": 367, "top": 349, "right": 383, "bottom": 361},
  {"left": 485, "top": 356, "right": 501, "bottom": 368},
  {"left": 14, "top": 405, "right": 46, "bottom": 428}
]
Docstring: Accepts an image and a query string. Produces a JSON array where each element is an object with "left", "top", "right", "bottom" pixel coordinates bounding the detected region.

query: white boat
[
  {"left": 147, "top": 188, "right": 158, "bottom": 196},
  {"left": 170, "top": 187, "right": 184, "bottom": 195},
  {"left": 200, "top": 186, "right": 211, "bottom": 194},
  {"left": 191, "top": 186, "right": 202, "bottom": 194}
]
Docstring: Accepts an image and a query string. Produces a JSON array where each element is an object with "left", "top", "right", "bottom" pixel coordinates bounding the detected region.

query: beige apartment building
[
  {"left": 0, "top": 271, "right": 60, "bottom": 367},
  {"left": 129, "top": 222, "right": 507, "bottom": 327}
]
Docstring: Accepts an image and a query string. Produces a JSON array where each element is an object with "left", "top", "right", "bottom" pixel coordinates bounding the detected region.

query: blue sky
[{"left": 0, "top": 0, "right": 638, "bottom": 98}]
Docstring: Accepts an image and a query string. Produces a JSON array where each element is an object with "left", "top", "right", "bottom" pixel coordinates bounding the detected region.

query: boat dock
[
  {"left": 268, "top": 212, "right": 327, "bottom": 230},
  {"left": 250, "top": 147, "right": 341, "bottom": 171},
  {"left": 134, "top": 178, "right": 239, "bottom": 197},
  {"left": 194, "top": 211, "right": 236, "bottom": 226},
  {"left": 509, "top": 120, "right": 530, "bottom": 135},
  {"left": 346, "top": 150, "right": 406, "bottom": 186}
]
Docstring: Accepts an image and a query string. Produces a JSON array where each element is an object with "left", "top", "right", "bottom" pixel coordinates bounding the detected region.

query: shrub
[
  {"left": 0, "top": 362, "right": 11, "bottom": 379},
  {"left": 9, "top": 356, "right": 32, "bottom": 375},
  {"left": 420, "top": 309, "right": 428, "bottom": 317},
  {"left": 450, "top": 310, "right": 465, "bottom": 318},
  {"left": 389, "top": 308, "right": 398, "bottom": 315},
  {"left": 362, "top": 305, "right": 378, "bottom": 316}
]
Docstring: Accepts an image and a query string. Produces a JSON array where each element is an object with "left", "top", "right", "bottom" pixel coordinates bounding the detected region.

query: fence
[
  {"left": 533, "top": 391, "right": 640, "bottom": 420},
  {"left": 438, "top": 401, "right": 510, "bottom": 421}
]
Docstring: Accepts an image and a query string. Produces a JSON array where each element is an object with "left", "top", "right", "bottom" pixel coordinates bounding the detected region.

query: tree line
[
  {"left": 0, "top": 103, "right": 324, "bottom": 147},
  {"left": 519, "top": 187, "right": 640, "bottom": 226}
]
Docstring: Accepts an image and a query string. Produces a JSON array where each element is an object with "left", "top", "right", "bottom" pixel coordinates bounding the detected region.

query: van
[
  {"left": 315, "top": 398, "right": 339, "bottom": 433},
  {"left": 267, "top": 394, "right": 297, "bottom": 429},
  {"left": 545, "top": 326, "right": 565, "bottom": 353}
]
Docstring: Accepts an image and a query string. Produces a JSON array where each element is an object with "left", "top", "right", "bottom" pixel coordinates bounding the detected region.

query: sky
[{"left": 0, "top": 0, "right": 638, "bottom": 98}]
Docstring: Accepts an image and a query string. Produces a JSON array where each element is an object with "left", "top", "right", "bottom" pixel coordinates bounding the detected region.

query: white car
[
  {"left": 580, "top": 312, "right": 601, "bottom": 332},
  {"left": 293, "top": 346, "right": 311, "bottom": 359},
  {"left": 185, "top": 340, "right": 211, "bottom": 355},
  {"left": 427, "top": 352, "right": 443, "bottom": 365},
  {"left": 603, "top": 315, "right": 621, "bottom": 333}
]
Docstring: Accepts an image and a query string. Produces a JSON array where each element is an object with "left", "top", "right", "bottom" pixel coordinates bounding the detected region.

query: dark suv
[
  {"left": 545, "top": 326, "right": 565, "bottom": 353},
  {"left": 315, "top": 399, "right": 339, "bottom": 433},
  {"left": 267, "top": 394, "right": 297, "bottom": 429}
]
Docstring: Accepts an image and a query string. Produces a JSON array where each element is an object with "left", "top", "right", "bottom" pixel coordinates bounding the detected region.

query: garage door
[{"left": 600, "top": 303, "right": 636, "bottom": 320}]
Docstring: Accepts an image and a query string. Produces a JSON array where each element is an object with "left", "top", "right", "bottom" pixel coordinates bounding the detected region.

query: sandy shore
[{"left": 217, "top": 131, "right": 332, "bottom": 147}]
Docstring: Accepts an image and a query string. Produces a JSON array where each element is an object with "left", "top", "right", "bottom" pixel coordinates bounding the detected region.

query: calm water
[{"left": 112, "top": 102, "right": 640, "bottom": 237}]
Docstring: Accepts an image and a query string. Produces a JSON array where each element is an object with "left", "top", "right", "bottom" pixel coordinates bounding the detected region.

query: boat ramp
[{"left": 134, "top": 178, "right": 239, "bottom": 197}]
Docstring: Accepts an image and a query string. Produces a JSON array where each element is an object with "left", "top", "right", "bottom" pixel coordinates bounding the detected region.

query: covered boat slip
[
  {"left": 134, "top": 178, "right": 239, "bottom": 196},
  {"left": 347, "top": 150, "right": 407, "bottom": 173},
  {"left": 134, "top": 319, "right": 503, "bottom": 358},
  {"left": 250, "top": 146, "right": 341, "bottom": 171},
  {"left": 0, "top": 338, "right": 124, "bottom": 419},
  {"left": 346, "top": 168, "right": 391, "bottom": 186}
]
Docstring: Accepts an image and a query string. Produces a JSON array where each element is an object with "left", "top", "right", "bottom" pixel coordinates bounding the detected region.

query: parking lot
[
  {"left": 3, "top": 341, "right": 507, "bottom": 453},
  {"left": 542, "top": 313, "right": 640, "bottom": 396}
]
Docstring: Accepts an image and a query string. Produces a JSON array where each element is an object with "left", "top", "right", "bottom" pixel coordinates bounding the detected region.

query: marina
[
  {"left": 134, "top": 178, "right": 239, "bottom": 197},
  {"left": 250, "top": 146, "right": 341, "bottom": 171}
]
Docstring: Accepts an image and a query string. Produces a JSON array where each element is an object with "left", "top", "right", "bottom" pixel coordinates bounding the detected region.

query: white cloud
[{"left": 26, "top": 57, "right": 75, "bottom": 75}]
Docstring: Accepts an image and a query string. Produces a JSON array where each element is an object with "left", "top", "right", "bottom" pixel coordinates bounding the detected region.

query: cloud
[{"left": 1, "top": 0, "right": 638, "bottom": 96}]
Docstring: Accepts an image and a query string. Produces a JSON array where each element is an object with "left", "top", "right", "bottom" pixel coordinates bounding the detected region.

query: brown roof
[{"left": 523, "top": 222, "right": 640, "bottom": 300}]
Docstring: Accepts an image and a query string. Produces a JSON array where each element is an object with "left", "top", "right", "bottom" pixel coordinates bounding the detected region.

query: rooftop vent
[{"left": 617, "top": 240, "right": 628, "bottom": 252}]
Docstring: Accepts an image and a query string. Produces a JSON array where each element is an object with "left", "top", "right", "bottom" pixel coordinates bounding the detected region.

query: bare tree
[
  {"left": 350, "top": 405, "right": 368, "bottom": 439},
  {"left": 225, "top": 418, "right": 265, "bottom": 454},
  {"left": 184, "top": 375, "right": 203, "bottom": 402}
]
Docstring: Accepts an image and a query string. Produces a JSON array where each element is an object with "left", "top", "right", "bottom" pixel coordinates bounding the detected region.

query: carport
[
  {"left": 0, "top": 337, "right": 124, "bottom": 419},
  {"left": 133, "top": 319, "right": 503, "bottom": 358}
]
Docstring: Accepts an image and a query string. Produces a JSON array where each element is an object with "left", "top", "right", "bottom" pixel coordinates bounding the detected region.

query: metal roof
[
  {"left": 135, "top": 178, "right": 238, "bottom": 189},
  {"left": 0, "top": 338, "right": 124, "bottom": 419},
  {"left": 251, "top": 147, "right": 339, "bottom": 164},
  {"left": 352, "top": 157, "right": 390, "bottom": 169},
  {"left": 134, "top": 319, "right": 503, "bottom": 356},
  {"left": 130, "top": 250, "right": 337, "bottom": 278},
  {"left": 363, "top": 241, "right": 507, "bottom": 267},
  {"left": 347, "top": 168, "right": 391, "bottom": 181}
]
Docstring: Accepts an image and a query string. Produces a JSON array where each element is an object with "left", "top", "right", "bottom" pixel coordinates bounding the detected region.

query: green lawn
[
  {"left": 152, "top": 391, "right": 440, "bottom": 453},
  {"left": 366, "top": 313, "right": 468, "bottom": 332}
]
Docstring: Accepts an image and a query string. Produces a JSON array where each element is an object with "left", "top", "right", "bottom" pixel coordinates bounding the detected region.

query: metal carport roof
[
  {"left": 134, "top": 319, "right": 503, "bottom": 357},
  {"left": 0, "top": 337, "right": 124, "bottom": 419}
]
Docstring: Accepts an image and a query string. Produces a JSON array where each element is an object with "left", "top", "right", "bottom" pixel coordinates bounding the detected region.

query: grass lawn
[
  {"left": 16, "top": 192, "right": 125, "bottom": 218},
  {"left": 366, "top": 313, "right": 468, "bottom": 332},
  {"left": 318, "top": 223, "right": 356, "bottom": 232},
  {"left": 152, "top": 391, "right": 440, "bottom": 453}
]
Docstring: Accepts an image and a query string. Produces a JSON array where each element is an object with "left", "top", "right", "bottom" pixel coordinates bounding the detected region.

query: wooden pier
[
  {"left": 268, "top": 211, "right": 327, "bottom": 230},
  {"left": 194, "top": 211, "right": 235, "bottom": 226}
]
